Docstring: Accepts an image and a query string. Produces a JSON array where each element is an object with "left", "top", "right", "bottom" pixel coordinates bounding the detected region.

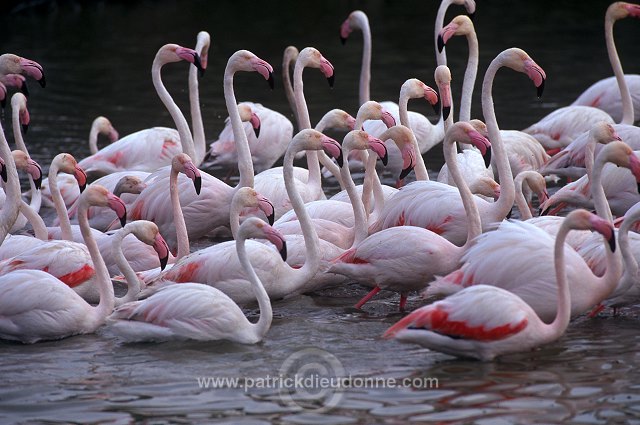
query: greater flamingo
[
  {"left": 118, "top": 50, "right": 274, "bottom": 250},
  {"left": 0, "top": 53, "right": 46, "bottom": 87},
  {"left": 369, "top": 48, "right": 546, "bottom": 246},
  {"left": 0, "top": 186, "right": 126, "bottom": 344},
  {"left": 329, "top": 122, "right": 491, "bottom": 311},
  {"left": 105, "top": 218, "right": 282, "bottom": 343},
  {"left": 571, "top": 2, "right": 640, "bottom": 124},
  {"left": 384, "top": 209, "right": 611, "bottom": 361}
]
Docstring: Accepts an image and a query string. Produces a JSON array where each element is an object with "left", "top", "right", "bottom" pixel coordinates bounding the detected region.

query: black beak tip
[
  {"left": 432, "top": 99, "right": 441, "bottom": 115},
  {"left": 483, "top": 146, "right": 492, "bottom": 168},
  {"left": 399, "top": 165, "right": 414, "bottom": 181},
  {"left": 79, "top": 182, "right": 87, "bottom": 193},
  {"left": 34, "top": 176, "right": 42, "bottom": 190},
  {"left": 268, "top": 73, "right": 275, "bottom": 90},
  {"left": 22, "top": 124, "right": 28, "bottom": 135},
  {"left": 608, "top": 233, "right": 617, "bottom": 253},
  {"left": 20, "top": 82, "right": 29, "bottom": 97},
  {"left": 381, "top": 151, "right": 389, "bottom": 167},
  {"left": 194, "top": 54, "right": 204, "bottom": 78},
  {"left": 537, "top": 80, "right": 545, "bottom": 98},
  {"left": 38, "top": 75, "right": 46, "bottom": 88},
  {"left": 279, "top": 242, "right": 287, "bottom": 262},
  {"left": 0, "top": 165, "right": 7, "bottom": 183},
  {"left": 506, "top": 208, "right": 512, "bottom": 220},
  {"left": 335, "top": 151, "right": 344, "bottom": 168},
  {"left": 340, "top": 36, "right": 347, "bottom": 45},
  {"left": 442, "top": 105, "right": 451, "bottom": 121},
  {"left": 327, "top": 74, "right": 335, "bottom": 88},
  {"left": 254, "top": 125, "right": 261, "bottom": 139},
  {"left": 267, "top": 212, "right": 275, "bottom": 226},
  {"left": 540, "top": 206, "right": 549, "bottom": 216},
  {"left": 194, "top": 175, "right": 202, "bottom": 195},
  {"left": 119, "top": 214, "right": 127, "bottom": 229},
  {"left": 437, "top": 34, "right": 445, "bottom": 53},
  {"left": 160, "top": 254, "right": 169, "bottom": 271}
]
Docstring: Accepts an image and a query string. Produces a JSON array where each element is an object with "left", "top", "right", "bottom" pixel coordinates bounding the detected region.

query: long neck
[
  {"left": 284, "top": 145, "right": 320, "bottom": 277},
  {"left": 293, "top": 62, "right": 321, "bottom": 189},
  {"left": 229, "top": 198, "right": 245, "bottom": 239},
  {"left": 0, "top": 122, "right": 21, "bottom": 242},
  {"left": 224, "top": 66, "right": 254, "bottom": 188},
  {"left": 236, "top": 232, "right": 272, "bottom": 341},
  {"left": 152, "top": 59, "right": 197, "bottom": 162},
  {"left": 358, "top": 18, "right": 372, "bottom": 105},
  {"left": 341, "top": 145, "right": 369, "bottom": 246},
  {"left": 589, "top": 153, "right": 614, "bottom": 222},
  {"left": 584, "top": 135, "right": 597, "bottom": 177},
  {"left": 171, "top": 168, "right": 190, "bottom": 259},
  {"left": 12, "top": 107, "right": 40, "bottom": 212},
  {"left": 189, "top": 58, "right": 206, "bottom": 166},
  {"left": 78, "top": 201, "right": 114, "bottom": 329},
  {"left": 513, "top": 174, "right": 533, "bottom": 220},
  {"left": 20, "top": 200, "right": 48, "bottom": 240},
  {"left": 444, "top": 133, "right": 481, "bottom": 249},
  {"left": 361, "top": 150, "right": 386, "bottom": 217},
  {"left": 435, "top": 0, "right": 453, "bottom": 66},
  {"left": 48, "top": 164, "right": 73, "bottom": 241},
  {"left": 112, "top": 228, "right": 141, "bottom": 306},
  {"left": 283, "top": 49, "right": 300, "bottom": 131},
  {"left": 398, "top": 92, "right": 433, "bottom": 180},
  {"left": 606, "top": 14, "right": 634, "bottom": 125},
  {"left": 619, "top": 216, "right": 639, "bottom": 290},
  {"left": 541, "top": 223, "right": 573, "bottom": 342},
  {"left": 481, "top": 58, "right": 515, "bottom": 218},
  {"left": 312, "top": 118, "right": 345, "bottom": 189},
  {"left": 459, "top": 30, "right": 479, "bottom": 122},
  {"left": 88, "top": 122, "right": 100, "bottom": 155}
]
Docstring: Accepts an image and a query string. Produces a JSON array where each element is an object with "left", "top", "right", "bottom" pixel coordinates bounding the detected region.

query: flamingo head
[
  {"left": 16, "top": 96, "right": 30, "bottom": 134},
  {"left": 93, "top": 116, "right": 119, "bottom": 142},
  {"left": 299, "top": 48, "right": 334, "bottom": 88},
  {"left": 173, "top": 153, "right": 202, "bottom": 195},
  {"left": 1, "top": 74, "right": 29, "bottom": 97},
  {"left": 567, "top": 209, "right": 616, "bottom": 253},
  {"left": 610, "top": 2, "right": 640, "bottom": 20},
  {"left": 469, "top": 177, "right": 500, "bottom": 201},
  {"left": 344, "top": 130, "right": 389, "bottom": 167},
  {"left": 238, "top": 103, "right": 261, "bottom": 138},
  {"left": 12, "top": 150, "right": 42, "bottom": 190},
  {"left": 113, "top": 175, "right": 146, "bottom": 197},
  {"left": 434, "top": 65, "right": 452, "bottom": 120},
  {"left": 196, "top": 31, "right": 211, "bottom": 71},
  {"left": 246, "top": 52, "right": 275, "bottom": 90},
  {"left": 154, "top": 232, "right": 170, "bottom": 270},
  {"left": 82, "top": 185, "right": 128, "bottom": 228},
  {"left": 506, "top": 48, "right": 547, "bottom": 98},
  {"left": 438, "top": 15, "right": 474, "bottom": 52},
  {"left": 591, "top": 121, "right": 622, "bottom": 144},
  {"left": 321, "top": 134, "right": 343, "bottom": 167},
  {"left": 257, "top": 193, "right": 275, "bottom": 225},
  {"left": 241, "top": 218, "right": 287, "bottom": 262},
  {"left": 0, "top": 54, "right": 46, "bottom": 87},
  {"left": 172, "top": 45, "right": 203, "bottom": 77},
  {"left": 339, "top": 10, "right": 367, "bottom": 44},
  {"left": 55, "top": 154, "right": 87, "bottom": 193}
]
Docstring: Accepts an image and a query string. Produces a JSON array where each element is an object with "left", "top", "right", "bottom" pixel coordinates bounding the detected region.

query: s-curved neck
[
  {"left": 20, "top": 200, "right": 48, "bottom": 240},
  {"left": 224, "top": 62, "right": 254, "bottom": 189},
  {"left": 606, "top": 12, "right": 634, "bottom": 125},
  {"left": 48, "top": 163, "right": 73, "bottom": 241},
  {"left": 341, "top": 143, "right": 369, "bottom": 246},
  {"left": 12, "top": 103, "right": 41, "bottom": 213},
  {"left": 435, "top": 0, "right": 454, "bottom": 66},
  {"left": 460, "top": 29, "right": 479, "bottom": 123},
  {"left": 112, "top": 228, "right": 141, "bottom": 306},
  {"left": 590, "top": 151, "right": 615, "bottom": 222},
  {"left": 236, "top": 230, "right": 272, "bottom": 341},
  {"left": 514, "top": 172, "right": 533, "bottom": 220},
  {"left": 152, "top": 58, "right": 197, "bottom": 164},
  {"left": 78, "top": 200, "right": 114, "bottom": 330},
  {"left": 171, "top": 167, "right": 190, "bottom": 259},
  {"left": 293, "top": 60, "right": 322, "bottom": 190},
  {"left": 0, "top": 122, "right": 21, "bottom": 242},
  {"left": 356, "top": 13, "right": 372, "bottom": 105}
]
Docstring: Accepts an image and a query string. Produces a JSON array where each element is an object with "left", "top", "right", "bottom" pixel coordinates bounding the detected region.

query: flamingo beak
[
  {"left": 28, "top": 159, "right": 42, "bottom": 190},
  {"left": 537, "top": 79, "right": 545, "bottom": 98},
  {"left": 74, "top": 166, "right": 87, "bottom": 193},
  {"left": 399, "top": 164, "right": 414, "bottom": 181},
  {"left": 483, "top": 146, "right": 492, "bottom": 168},
  {"left": 153, "top": 233, "right": 170, "bottom": 271},
  {"left": 327, "top": 74, "right": 335, "bottom": 88},
  {"left": 20, "top": 80, "right": 29, "bottom": 97},
  {"left": 0, "top": 162, "right": 6, "bottom": 183},
  {"left": 267, "top": 72, "right": 275, "bottom": 90},
  {"left": 442, "top": 105, "right": 451, "bottom": 121},
  {"left": 432, "top": 99, "right": 441, "bottom": 116},
  {"left": 437, "top": 34, "right": 446, "bottom": 53},
  {"left": 193, "top": 53, "right": 204, "bottom": 78}
]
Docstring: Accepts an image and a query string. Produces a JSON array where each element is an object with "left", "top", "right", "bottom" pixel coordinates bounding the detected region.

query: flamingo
[
  {"left": 523, "top": 3, "right": 640, "bottom": 152},
  {"left": 140, "top": 129, "right": 342, "bottom": 304},
  {"left": 513, "top": 170, "right": 549, "bottom": 220},
  {"left": 118, "top": 50, "right": 274, "bottom": 251},
  {"left": 105, "top": 217, "right": 282, "bottom": 343},
  {"left": 0, "top": 74, "right": 29, "bottom": 98},
  {"left": 434, "top": 0, "right": 476, "bottom": 67},
  {"left": 329, "top": 122, "right": 491, "bottom": 311},
  {"left": 384, "top": 209, "right": 611, "bottom": 361},
  {"left": 0, "top": 186, "right": 127, "bottom": 344},
  {"left": 368, "top": 48, "right": 546, "bottom": 246},
  {"left": 539, "top": 141, "right": 640, "bottom": 218},
  {"left": 571, "top": 2, "right": 640, "bottom": 124},
  {"left": 0, "top": 53, "right": 46, "bottom": 87}
]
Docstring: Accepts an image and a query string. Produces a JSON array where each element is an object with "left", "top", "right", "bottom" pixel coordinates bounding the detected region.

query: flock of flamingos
[{"left": 0, "top": 0, "right": 639, "bottom": 362}]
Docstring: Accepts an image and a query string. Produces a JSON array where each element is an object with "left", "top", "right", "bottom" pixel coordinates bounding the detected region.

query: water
[{"left": 1, "top": 0, "right": 640, "bottom": 423}]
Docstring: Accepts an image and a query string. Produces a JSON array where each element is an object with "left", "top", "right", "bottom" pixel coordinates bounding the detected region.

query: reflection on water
[{"left": 1, "top": 0, "right": 640, "bottom": 423}]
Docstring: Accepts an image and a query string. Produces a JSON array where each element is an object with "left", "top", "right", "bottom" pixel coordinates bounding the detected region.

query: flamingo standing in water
[
  {"left": 368, "top": 48, "right": 546, "bottom": 246},
  {"left": 105, "top": 218, "right": 283, "bottom": 343},
  {"left": 384, "top": 209, "right": 613, "bottom": 361},
  {"left": 571, "top": 2, "right": 640, "bottom": 124},
  {"left": 0, "top": 186, "right": 128, "bottom": 344},
  {"left": 329, "top": 122, "right": 491, "bottom": 311},
  {"left": 119, "top": 50, "right": 274, "bottom": 251}
]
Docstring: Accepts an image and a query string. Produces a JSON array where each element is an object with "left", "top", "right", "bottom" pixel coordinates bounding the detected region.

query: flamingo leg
[
  {"left": 354, "top": 286, "right": 381, "bottom": 309},
  {"left": 399, "top": 293, "right": 408, "bottom": 312}
]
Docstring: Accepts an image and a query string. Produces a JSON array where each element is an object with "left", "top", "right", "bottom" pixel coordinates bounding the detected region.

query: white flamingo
[
  {"left": 0, "top": 186, "right": 126, "bottom": 344},
  {"left": 0, "top": 53, "right": 46, "bottom": 87},
  {"left": 385, "top": 209, "right": 610, "bottom": 361}
]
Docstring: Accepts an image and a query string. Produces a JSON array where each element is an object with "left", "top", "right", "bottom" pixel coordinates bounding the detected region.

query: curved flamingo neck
[
  {"left": 152, "top": 57, "right": 197, "bottom": 163},
  {"left": 20, "top": 200, "right": 47, "bottom": 240},
  {"left": 236, "top": 229, "right": 272, "bottom": 341},
  {"left": 0, "top": 122, "right": 21, "bottom": 243},
  {"left": 444, "top": 130, "right": 481, "bottom": 249},
  {"left": 88, "top": 121, "right": 100, "bottom": 155},
  {"left": 48, "top": 162, "right": 73, "bottom": 241},
  {"left": 11, "top": 101, "right": 40, "bottom": 213},
  {"left": 354, "top": 12, "right": 372, "bottom": 105},
  {"left": 620, "top": 214, "right": 640, "bottom": 284},
  {"left": 283, "top": 47, "right": 300, "bottom": 131},
  {"left": 284, "top": 142, "right": 321, "bottom": 277},
  {"left": 514, "top": 173, "right": 533, "bottom": 220},
  {"left": 481, "top": 56, "right": 515, "bottom": 218},
  {"left": 589, "top": 149, "right": 614, "bottom": 222},
  {"left": 459, "top": 29, "right": 479, "bottom": 123},
  {"left": 224, "top": 61, "right": 254, "bottom": 189},
  {"left": 293, "top": 58, "right": 321, "bottom": 190},
  {"left": 171, "top": 167, "right": 190, "bottom": 259},
  {"left": 606, "top": 12, "right": 634, "bottom": 125},
  {"left": 340, "top": 142, "right": 369, "bottom": 246},
  {"left": 78, "top": 199, "right": 114, "bottom": 329},
  {"left": 112, "top": 227, "right": 141, "bottom": 306},
  {"left": 435, "top": 0, "right": 454, "bottom": 66},
  {"left": 189, "top": 38, "right": 208, "bottom": 166}
]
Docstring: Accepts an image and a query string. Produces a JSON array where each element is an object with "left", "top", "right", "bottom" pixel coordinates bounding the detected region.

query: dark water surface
[{"left": 1, "top": 1, "right": 640, "bottom": 424}]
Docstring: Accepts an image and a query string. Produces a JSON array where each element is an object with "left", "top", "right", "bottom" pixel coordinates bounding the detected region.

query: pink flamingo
[
  {"left": 434, "top": 0, "right": 476, "bottom": 67},
  {"left": 0, "top": 186, "right": 133, "bottom": 344},
  {"left": 384, "top": 209, "right": 612, "bottom": 361},
  {"left": 369, "top": 48, "right": 546, "bottom": 246},
  {"left": 0, "top": 53, "right": 45, "bottom": 87},
  {"left": 329, "top": 121, "right": 490, "bottom": 311},
  {"left": 119, "top": 50, "right": 274, "bottom": 251},
  {"left": 140, "top": 130, "right": 342, "bottom": 305},
  {"left": 0, "top": 74, "right": 29, "bottom": 98},
  {"left": 106, "top": 217, "right": 283, "bottom": 343},
  {"left": 571, "top": 2, "right": 640, "bottom": 124}
]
